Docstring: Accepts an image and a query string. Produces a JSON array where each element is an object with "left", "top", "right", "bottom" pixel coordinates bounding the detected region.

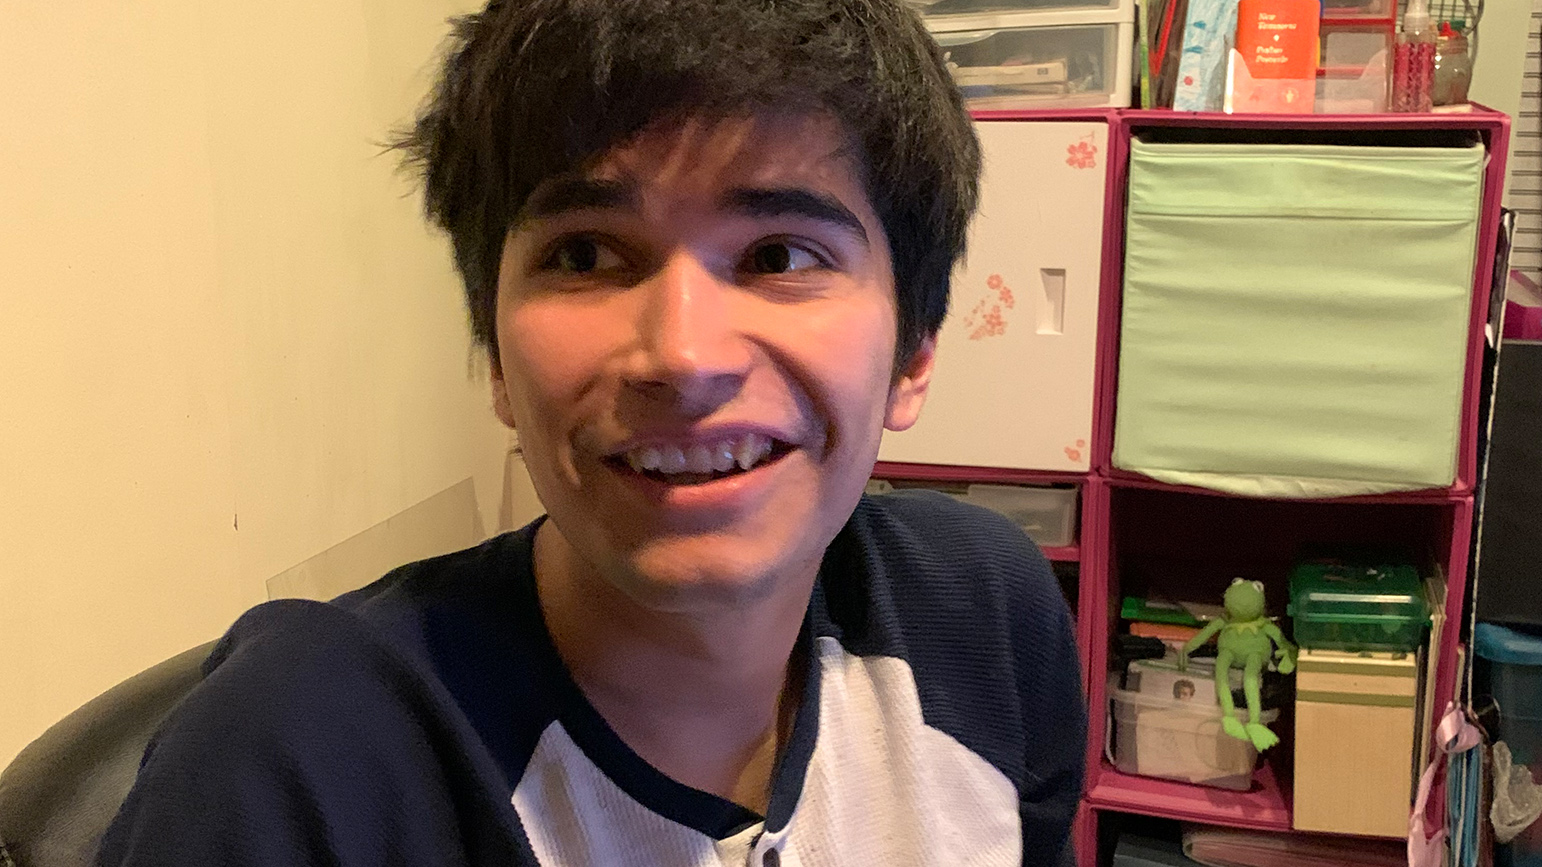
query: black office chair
[{"left": 0, "top": 642, "right": 215, "bottom": 867}]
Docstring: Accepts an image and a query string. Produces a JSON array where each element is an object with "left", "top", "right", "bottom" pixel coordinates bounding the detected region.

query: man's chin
[{"left": 613, "top": 545, "right": 809, "bottom": 613}]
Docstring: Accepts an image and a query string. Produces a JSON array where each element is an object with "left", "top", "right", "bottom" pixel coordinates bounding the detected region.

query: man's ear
[
  {"left": 884, "top": 335, "right": 937, "bottom": 432},
  {"left": 489, "top": 349, "right": 517, "bottom": 429}
]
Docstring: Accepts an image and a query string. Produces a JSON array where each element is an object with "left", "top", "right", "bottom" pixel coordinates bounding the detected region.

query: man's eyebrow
[
  {"left": 519, "top": 177, "right": 638, "bottom": 221},
  {"left": 723, "top": 187, "right": 869, "bottom": 244}
]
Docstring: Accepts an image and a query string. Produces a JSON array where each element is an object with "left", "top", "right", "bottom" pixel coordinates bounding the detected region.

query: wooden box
[{"left": 1292, "top": 648, "right": 1419, "bottom": 837}]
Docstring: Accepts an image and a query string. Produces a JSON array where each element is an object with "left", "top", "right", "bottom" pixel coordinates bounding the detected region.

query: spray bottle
[{"left": 1392, "top": 0, "right": 1436, "bottom": 112}]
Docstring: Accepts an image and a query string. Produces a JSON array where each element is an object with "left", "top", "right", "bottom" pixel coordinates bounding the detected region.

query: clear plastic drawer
[
  {"left": 935, "top": 22, "right": 1131, "bottom": 109},
  {"left": 909, "top": 0, "right": 1122, "bottom": 16},
  {"left": 957, "top": 483, "right": 1077, "bottom": 547},
  {"left": 866, "top": 479, "right": 1078, "bottom": 548}
]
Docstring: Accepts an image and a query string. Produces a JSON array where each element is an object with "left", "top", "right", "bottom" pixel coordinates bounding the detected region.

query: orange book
[
  {"left": 1128, "top": 621, "right": 1202, "bottom": 643},
  {"left": 1226, "top": 0, "right": 1320, "bottom": 113}
]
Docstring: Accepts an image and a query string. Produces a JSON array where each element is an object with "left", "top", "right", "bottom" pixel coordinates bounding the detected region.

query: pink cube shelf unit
[{"left": 874, "top": 106, "right": 1511, "bottom": 866}]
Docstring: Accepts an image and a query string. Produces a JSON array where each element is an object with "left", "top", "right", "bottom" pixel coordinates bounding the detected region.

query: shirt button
[{"left": 762, "top": 847, "right": 781, "bottom": 867}]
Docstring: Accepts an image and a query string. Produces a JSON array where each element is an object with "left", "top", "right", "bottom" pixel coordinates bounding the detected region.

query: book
[
  {"left": 1415, "top": 570, "right": 1448, "bottom": 791},
  {"left": 1121, "top": 595, "right": 1225, "bottom": 627},
  {"left": 1130, "top": 621, "right": 1203, "bottom": 644},
  {"left": 1151, "top": 0, "right": 1191, "bottom": 108},
  {"left": 1137, "top": 0, "right": 1152, "bottom": 108},
  {"left": 1172, "top": 0, "right": 1240, "bottom": 111},
  {"left": 1224, "top": 0, "right": 1319, "bottom": 113}
]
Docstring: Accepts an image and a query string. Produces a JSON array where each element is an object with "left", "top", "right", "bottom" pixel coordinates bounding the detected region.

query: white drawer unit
[
  {"left": 917, "top": 3, "right": 1135, "bottom": 110},
  {"left": 879, "top": 120, "right": 1107, "bottom": 472},
  {"left": 908, "top": 0, "right": 1126, "bottom": 15}
]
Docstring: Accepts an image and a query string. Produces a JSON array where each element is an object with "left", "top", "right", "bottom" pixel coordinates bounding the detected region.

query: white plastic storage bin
[
  {"left": 920, "top": 4, "right": 1135, "bottom": 110},
  {"left": 1107, "top": 676, "right": 1277, "bottom": 791}
]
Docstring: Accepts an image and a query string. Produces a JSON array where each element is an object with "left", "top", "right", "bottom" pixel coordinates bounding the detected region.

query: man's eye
[
  {"left": 745, "top": 242, "right": 825, "bottom": 275},
  {"left": 544, "top": 237, "right": 624, "bottom": 274}
]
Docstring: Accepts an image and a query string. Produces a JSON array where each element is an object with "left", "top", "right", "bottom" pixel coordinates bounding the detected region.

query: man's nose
[{"left": 624, "top": 252, "right": 752, "bottom": 416}]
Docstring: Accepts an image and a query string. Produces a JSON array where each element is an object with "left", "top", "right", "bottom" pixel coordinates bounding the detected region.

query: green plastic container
[{"left": 1288, "top": 562, "right": 1430, "bottom": 652}]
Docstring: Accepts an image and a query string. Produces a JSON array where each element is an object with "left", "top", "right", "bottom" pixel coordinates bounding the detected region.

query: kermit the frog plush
[{"left": 1178, "top": 578, "right": 1297, "bottom": 751}]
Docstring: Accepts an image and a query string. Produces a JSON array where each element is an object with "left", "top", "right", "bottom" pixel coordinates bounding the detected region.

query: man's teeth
[{"left": 623, "top": 434, "right": 774, "bottom": 475}]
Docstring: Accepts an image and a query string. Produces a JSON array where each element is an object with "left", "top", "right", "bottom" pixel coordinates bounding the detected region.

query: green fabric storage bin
[{"left": 1113, "top": 138, "right": 1485, "bottom": 498}]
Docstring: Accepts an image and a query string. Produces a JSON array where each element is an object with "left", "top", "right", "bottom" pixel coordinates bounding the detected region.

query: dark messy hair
[{"left": 392, "top": 0, "right": 981, "bottom": 369}]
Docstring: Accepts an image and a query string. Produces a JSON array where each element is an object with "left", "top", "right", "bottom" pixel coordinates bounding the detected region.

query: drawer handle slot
[{"left": 1038, "top": 267, "right": 1066, "bottom": 335}]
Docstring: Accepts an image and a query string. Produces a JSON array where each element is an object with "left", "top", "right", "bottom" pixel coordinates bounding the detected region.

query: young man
[{"left": 99, "top": 1, "right": 1085, "bottom": 864}]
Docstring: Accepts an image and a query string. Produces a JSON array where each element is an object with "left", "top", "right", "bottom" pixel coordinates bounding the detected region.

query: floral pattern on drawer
[
  {"left": 1066, "top": 135, "right": 1099, "bottom": 170},
  {"left": 963, "top": 274, "right": 1017, "bottom": 341}
]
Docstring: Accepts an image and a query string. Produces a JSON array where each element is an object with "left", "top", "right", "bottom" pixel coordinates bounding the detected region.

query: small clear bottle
[
  {"left": 1432, "top": 22, "right": 1472, "bottom": 106},
  {"left": 1392, "top": 0, "right": 1437, "bottom": 112}
]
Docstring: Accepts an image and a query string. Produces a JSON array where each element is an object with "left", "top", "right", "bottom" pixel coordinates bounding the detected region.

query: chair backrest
[{"left": 0, "top": 642, "right": 215, "bottom": 867}]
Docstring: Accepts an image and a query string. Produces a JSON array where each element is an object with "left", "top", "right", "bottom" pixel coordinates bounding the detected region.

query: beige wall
[
  {"left": 0, "top": 0, "right": 543, "bottom": 766},
  {"left": 1469, "top": 0, "right": 1535, "bottom": 202}
]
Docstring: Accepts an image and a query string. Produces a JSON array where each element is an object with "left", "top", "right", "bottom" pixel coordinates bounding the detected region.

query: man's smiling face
[{"left": 490, "top": 113, "right": 934, "bottom": 611}]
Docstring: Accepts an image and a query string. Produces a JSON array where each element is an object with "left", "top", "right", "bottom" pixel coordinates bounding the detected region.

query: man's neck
[{"left": 531, "top": 520, "right": 816, "bottom": 813}]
